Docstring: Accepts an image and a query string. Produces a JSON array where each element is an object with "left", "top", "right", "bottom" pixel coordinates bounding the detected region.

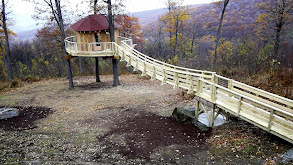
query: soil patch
[
  {"left": 0, "top": 106, "right": 53, "bottom": 131},
  {"left": 97, "top": 110, "right": 212, "bottom": 160},
  {"left": 76, "top": 82, "right": 112, "bottom": 90}
]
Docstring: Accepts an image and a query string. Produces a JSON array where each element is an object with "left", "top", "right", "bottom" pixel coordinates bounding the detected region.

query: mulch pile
[
  {"left": 97, "top": 110, "right": 212, "bottom": 160},
  {"left": 0, "top": 106, "right": 53, "bottom": 131}
]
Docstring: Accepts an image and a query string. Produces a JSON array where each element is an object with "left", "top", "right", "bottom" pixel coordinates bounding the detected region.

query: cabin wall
[
  {"left": 76, "top": 32, "right": 94, "bottom": 51},
  {"left": 114, "top": 29, "right": 120, "bottom": 44},
  {"left": 75, "top": 29, "right": 120, "bottom": 52},
  {"left": 76, "top": 32, "right": 94, "bottom": 43},
  {"left": 99, "top": 32, "right": 110, "bottom": 42},
  {"left": 99, "top": 29, "right": 120, "bottom": 44}
]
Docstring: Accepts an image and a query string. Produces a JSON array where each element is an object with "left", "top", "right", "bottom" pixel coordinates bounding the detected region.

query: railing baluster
[
  {"left": 268, "top": 109, "right": 275, "bottom": 131},
  {"left": 211, "top": 84, "right": 216, "bottom": 102},
  {"left": 141, "top": 62, "right": 146, "bottom": 77},
  {"left": 161, "top": 69, "right": 166, "bottom": 85},
  {"left": 151, "top": 66, "right": 156, "bottom": 81},
  {"left": 228, "top": 79, "right": 233, "bottom": 97},
  {"left": 237, "top": 97, "right": 243, "bottom": 116},
  {"left": 126, "top": 55, "right": 132, "bottom": 67},
  {"left": 187, "top": 75, "right": 194, "bottom": 94},
  {"left": 173, "top": 72, "right": 179, "bottom": 89},
  {"left": 196, "top": 79, "right": 201, "bottom": 95}
]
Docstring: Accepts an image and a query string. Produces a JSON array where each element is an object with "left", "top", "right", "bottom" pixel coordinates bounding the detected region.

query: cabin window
[{"left": 94, "top": 33, "right": 100, "bottom": 46}]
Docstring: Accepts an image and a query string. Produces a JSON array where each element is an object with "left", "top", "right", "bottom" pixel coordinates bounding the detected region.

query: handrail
[
  {"left": 121, "top": 41, "right": 215, "bottom": 75},
  {"left": 198, "top": 78, "right": 293, "bottom": 118},
  {"left": 65, "top": 36, "right": 114, "bottom": 56}
]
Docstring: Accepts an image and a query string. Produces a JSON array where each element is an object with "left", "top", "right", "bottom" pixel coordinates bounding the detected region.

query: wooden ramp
[
  {"left": 64, "top": 36, "right": 293, "bottom": 144},
  {"left": 113, "top": 38, "right": 293, "bottom": 144}
]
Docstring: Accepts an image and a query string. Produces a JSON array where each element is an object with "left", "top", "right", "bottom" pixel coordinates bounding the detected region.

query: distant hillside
[
  {"left": 131, "top": 4, "right": 205, "bottom": 27},
  {"left": 190, "top": 0, "right": 262, "bottom": 38},
  {"left": 14, "top": 29, "right": 38, "bottom": 41},
  {"left": 141, "top": 0, "right": 263, "bottom": 39}
]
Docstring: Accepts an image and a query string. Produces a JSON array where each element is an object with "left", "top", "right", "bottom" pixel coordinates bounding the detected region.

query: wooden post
[
  {"left": 151, "top": 66, "right": 156, "bottom": 81},
  {"left": 187, "top": 75, "right": 194, "bottom": 94},
  {"left": 126, "top": 55, "right": 132, "bottom": 67},
  {"left": 161, "top": 69, "right": 166, "bottom": 85},
  {"left": 211, "top": 85, "right": 216, "bottom": 102},
  {"left": 228, "top": 79, "right": 232, "bottom": 97},
  {"left": 195, "top": 100, "right": 199, "bottom": 119},
  {"left": 210, "top": 107, "right": 215, "bottom": 127},
  {"left": 211, "top": 73, "right": 215, "bottom": 83},
  {"left": 268, "top": 109, "right": 275, "bottom": 131},
  {"left": 95, "top": 57, "right": 101, "bottom": 82},
  {"left": 173, "top": 72, "right": 179, "bottom": 89},
  {"left": 196, "top": 79, "right": 201, "bottom": 95},
  {"left": 141, "top": 62, "right": 146, "bottom": 76},
  {"left": 237, "top": 97, "right": 242, "bottom": 116}
]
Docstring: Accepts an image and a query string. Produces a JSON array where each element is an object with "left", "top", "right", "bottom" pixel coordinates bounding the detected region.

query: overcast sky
[{"left": 10, "top": 0, "right": 213, "bottom": 33}]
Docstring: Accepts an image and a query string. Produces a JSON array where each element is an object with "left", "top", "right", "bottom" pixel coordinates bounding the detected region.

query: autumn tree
[
  {"left": 212, "top": 0, "right": 230, "bottom": 71},
  {"left": 0, "top": 0, "right": 13, "bottom": 80},
  {"left": 256, "top": 0, "right": 293, "bottom": 62},
  {"left": 161, "top": 0, "right": 189, "bottom": 57},
  {"left": 143, "top": 18, "right": 168, "bottom": 59},
  {"left": 29, "top": 0, "right": 74, "bottom": 88},
  {"left": 116, "top": 15, "right": 144, "bottom": 48}
]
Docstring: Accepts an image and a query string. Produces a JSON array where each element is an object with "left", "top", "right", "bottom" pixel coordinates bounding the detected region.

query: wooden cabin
[{"left": 66, "top": 14, "right": 121, "bottom": 57}]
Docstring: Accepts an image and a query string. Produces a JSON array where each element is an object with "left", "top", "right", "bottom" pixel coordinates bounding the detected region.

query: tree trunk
[
  {"left": 213, "top": 0, "right": 229, "bottom": 71},
  {"left": 2, "top": 0, "right": 13, "bottom": 80},
  {"left": 95, "top": 57, "right": 101, "bottom": 82},
  {"left": 191, "top": 33, "right": 195, "bottom": 54},
  {"left": 273, "top": 16, "right": 284, "bottom": 61},
  {"left": 174, "top": 19, "right": 179, "bottom": 57},
  {"left": 55, "top": 0, "right": 74, "bottom": 89},
  {"left": 94, "top": 0, "right": 98, "bottom": 14},
  {"left": 107, "top": 0, "right": 120, "bottom": 86}
]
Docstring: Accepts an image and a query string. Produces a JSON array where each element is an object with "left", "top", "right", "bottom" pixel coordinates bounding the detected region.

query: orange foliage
[{"left": 116, "top": 15, "right": 144, "bottom": 44}]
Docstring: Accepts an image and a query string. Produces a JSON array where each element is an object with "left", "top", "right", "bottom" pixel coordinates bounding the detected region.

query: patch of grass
[
  {"left": 0, "top": 81, "right": 10, "bottom": 91},
  {"left": 0, "top": 79, "right": 22, "bottom": 93},
  {"left": 22, "top": 75, "right": 41, "bottom": 83}
]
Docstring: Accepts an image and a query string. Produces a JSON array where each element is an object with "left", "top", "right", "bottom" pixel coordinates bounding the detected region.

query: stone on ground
[
  {"left": 0, "top": 107, "right": 19, "bottom": 120},
  {"left": 172, "top": 107, "right": 209, "bottom": 131}
]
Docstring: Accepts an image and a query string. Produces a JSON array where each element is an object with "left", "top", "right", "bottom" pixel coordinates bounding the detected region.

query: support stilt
[
  {"left": 66, "top": 58, "right": 74, "bottom": 89},
  {"left": 95, "top": 57, "right": 101, "bottom": 82},
  {"left": 112, "top": 58, "right": 120, "bottom": 86}
]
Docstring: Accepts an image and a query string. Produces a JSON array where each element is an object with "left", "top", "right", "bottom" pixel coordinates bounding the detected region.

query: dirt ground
[{"left": 0, "top": 74, "right": 292, "bottom": 164}]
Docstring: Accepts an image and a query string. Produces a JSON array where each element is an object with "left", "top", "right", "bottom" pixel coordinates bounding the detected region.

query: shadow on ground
[
  {"left": 96, "top": 110, "right": 212, "bottom": 160},
  {"left": 76, "top": 82, "right": 113, "bottom": 90},
  {"left": 0, "top": 106, "right": 53, "bottom": 131}
]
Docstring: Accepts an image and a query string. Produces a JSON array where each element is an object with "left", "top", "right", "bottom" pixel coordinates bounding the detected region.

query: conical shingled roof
[{"left": 70, "top": 14, "right": 121, "bottom": 32}]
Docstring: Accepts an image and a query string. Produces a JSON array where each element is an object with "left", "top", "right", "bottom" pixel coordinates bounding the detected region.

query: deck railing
[{"left": 65, "top": 36, "right": 114, "bottom": 57}]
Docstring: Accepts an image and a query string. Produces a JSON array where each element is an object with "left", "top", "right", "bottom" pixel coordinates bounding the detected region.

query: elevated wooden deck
[
  {"left": 65, "top": 36, "right": 117, "bottom": 57},
  {"left": 65, "top": 36, "right": 293, "bottom": 144}
]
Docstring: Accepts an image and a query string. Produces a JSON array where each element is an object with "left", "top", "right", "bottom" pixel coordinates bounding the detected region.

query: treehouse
[{"left": 65, "top": 14, "right": 122, "bottom": 57}]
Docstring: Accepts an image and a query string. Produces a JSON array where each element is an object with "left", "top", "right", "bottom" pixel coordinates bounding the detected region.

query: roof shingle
[{"left": 70, "top": 14, "right": 121, "bottom": 32}]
